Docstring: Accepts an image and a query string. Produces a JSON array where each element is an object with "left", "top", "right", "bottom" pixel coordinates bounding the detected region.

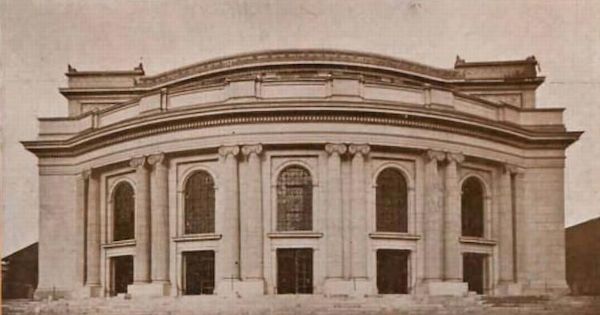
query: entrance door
[
  {"left": 183, "top": 251, "right": 215, "bottom": 295},
  {"left": 110, "top": 255, "right": 133, "bottom": 296},
  {"left": 463, "top": 253, "right": 486, "bottom": 294},
  {"left": 277, "top": 248, "right": 313, "bottom": 294},
  {"left": 377, "top": 249, "right": 409, "bottom": 294}
]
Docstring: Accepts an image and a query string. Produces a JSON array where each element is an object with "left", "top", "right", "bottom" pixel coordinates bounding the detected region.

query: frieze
[{"left": 25, "top": 110, "right": 581, "bottom": 158}]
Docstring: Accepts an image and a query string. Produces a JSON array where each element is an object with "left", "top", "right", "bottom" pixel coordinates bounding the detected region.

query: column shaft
[
  {"left": 423, "top": 150, "right": 444, "bottom": 281},
  {"left": 498, "top": 167, "right": 514, "bottom": 283},
  {"left": 219, "top": 146, "right": 240, "bottom": 280},
  {"left": 325, "top": 143, "right": 346, "bottom": 279},
  {"left": 349, "top": 144, "right": 369, "bottom": 279},
  {"left": 443, "top": 153, "right": 463, "bottom": 281},
  {"left": 132, "top": 157, "right": 151, "bottom": 283},
  {"left": 149, "top": 154, "right": 169, "bottom": 282},
  {"left": 85, "top": 171, "right": 101, "bottom": 286},
  {"left": 240, "top": 145, "right": 263, "bottom": 279}
]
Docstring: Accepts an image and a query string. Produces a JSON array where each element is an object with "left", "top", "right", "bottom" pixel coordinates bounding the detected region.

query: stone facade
[{"left": 23, "top": 50, "right": 580, "bottom": 299}]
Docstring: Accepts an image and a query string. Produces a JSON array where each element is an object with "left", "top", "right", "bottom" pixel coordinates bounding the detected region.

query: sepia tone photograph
[{"left": 1, "top": 0, "right": 600, "bottom": 314}]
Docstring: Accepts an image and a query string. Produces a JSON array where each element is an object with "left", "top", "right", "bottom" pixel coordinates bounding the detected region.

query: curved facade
[{"left": 23, "top": 50, "right": 581, "bottom": 298}]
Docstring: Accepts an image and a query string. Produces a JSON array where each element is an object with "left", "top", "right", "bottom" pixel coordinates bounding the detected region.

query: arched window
[
  {"left": 184, "top": 171, "right": 216, "bottom": 234},
  {"left": 376, "top": 168, "right": 408, "bottom": 232},
  {"left": 461, "top": 177, "right": 485, "bottom": 237},
  {"left": 113, "top": 182, "right": 135, "bottom": 241},
  {"left": 276, "top": 165, "right": 313, "bottom": 231}
]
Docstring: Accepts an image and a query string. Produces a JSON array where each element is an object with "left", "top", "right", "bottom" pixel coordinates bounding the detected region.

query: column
[
  {"left": 148, "top": 153, "right": 170, "bottom": 285},
  {"left": 75, "top": 172, "right": 86, "bottom": 286},
  {"left": 325, "top": 143, "right": 347, "bottom": 279},
  {"left": 443, "top": 152, "right": 463, "bottom": 282},
  {"left": 348, "top": 144, "right": 369, "bottom": 279},
  {"left": 240, "top": 144, "right": 263, "bottom": 280},
  {"left": 498, "top": 164, "right": 514, "bottom": 284},
  {"left": 423, "top": 150, "right": 445, "bottom": 282},
  {"left": 218, "top": 145, "right": 241, "bottom": 281},
  {"left": 131, "top": 156, "right": 151, "bottom": 284},
  {"left": 84, "top": 169, "right": 101, "bottom": 296},
  {"left": 513, "top": 170, "right": 526, "bottom": 282}
]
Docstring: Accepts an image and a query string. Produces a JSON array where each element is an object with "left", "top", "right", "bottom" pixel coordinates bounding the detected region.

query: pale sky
[{"left": 2, "top": 0, "right": 599, "bottom": 256}]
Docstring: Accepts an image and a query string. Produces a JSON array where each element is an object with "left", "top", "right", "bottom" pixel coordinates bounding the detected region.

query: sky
[{"left": 1, "top": 0, "right": 599, "bottom": 256}]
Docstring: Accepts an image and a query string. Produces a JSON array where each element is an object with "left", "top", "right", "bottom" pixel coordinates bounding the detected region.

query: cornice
[{"left": 23, "top": 107, "right": 581, "bottom": 158}]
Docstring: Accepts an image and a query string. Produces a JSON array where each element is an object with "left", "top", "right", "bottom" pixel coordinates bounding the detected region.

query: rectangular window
[
  {"left": 277, "top": 248, "right": 313, "bottom": 294},
  {"left": 183, "top": 251, "right": 215, "bottom": 295},
  {"left": 376, "top": 249, "right": 409, "bottom": 294}
]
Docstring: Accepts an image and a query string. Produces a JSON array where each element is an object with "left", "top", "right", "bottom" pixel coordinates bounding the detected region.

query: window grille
[
  {"left": 184, "top": 171, "right": 215, "bottom": 234},
  {"left": 376, "top": 168, "right": 408, "bottom": 232},
  {"left": 113, "top": 182, "right": 135, "bottom": 241},
  {"left": 277, "top": 166, "right": 313, "bottom": 231},
  {"left": 461, "top": 177, "right": 485, "bottom": 237}
]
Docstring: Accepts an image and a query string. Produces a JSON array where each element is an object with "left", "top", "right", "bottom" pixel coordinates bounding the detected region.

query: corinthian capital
[
  {"left": 446, "top": 152, "right": 465, "bottom": 164},
  {"left": 325, "top": 143, "right": 347, "bottom": 155},
  {"left": 81, "top": 169, "right": 92, "bottom": 179},
  {"left": 503, "top": 163, "right": 524, "bottom": 175},
  {"left": 424, "top": 149, "right": 445, "bottom": 162},
  {"left": 147, "top": 153, "right": 166, "bottom": 166},
  {"left": 348, "top": 144, "right": 370, "bottom": 156},
  {"left": 241, "top": 144, "right": 263, "bottom": 157},
  {"left": 130, "top": 156, "right": 146, "bottom": 168},
  {"left": 218, "top": 145, "right": 240, "bottom": 158}
]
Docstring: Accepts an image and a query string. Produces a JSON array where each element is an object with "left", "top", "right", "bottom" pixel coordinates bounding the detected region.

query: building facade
[{"left": 23, "top": 50, "right": 580, "bottom": 299}]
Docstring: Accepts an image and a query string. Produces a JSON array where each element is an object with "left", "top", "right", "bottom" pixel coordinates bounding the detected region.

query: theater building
[{"left": 22, "top": 50, "right": 580, "bottom": 299}]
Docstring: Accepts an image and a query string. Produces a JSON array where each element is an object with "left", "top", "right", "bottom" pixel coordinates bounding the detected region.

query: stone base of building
[
  {"left": 526, "top": 279, "right": 570, "bottom": 295},
  {"left": 68, "top": 284, "right": 103, "bottom": 298},
  {"left": 34, "top": 287, "right": 75, "bottom": 300},
  {"left": 497, "top": 281, "right": 523, "bottom": 296},
  {"left": 323, "top": 278, "right": 373, "bottom": 297},
  {"left": 128, "top": 282, "right": 170, "bottom": 297},
  {"left": 215, "top": 279, "right": 265, "bottom": 297},
  {"left": 425, "top": 281, "right": 468, "bottom": 296}
]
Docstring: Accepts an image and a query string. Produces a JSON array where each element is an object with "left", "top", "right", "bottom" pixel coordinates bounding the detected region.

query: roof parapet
[{"left": 454, "top": 55, "right": 539, "bottom": 80}]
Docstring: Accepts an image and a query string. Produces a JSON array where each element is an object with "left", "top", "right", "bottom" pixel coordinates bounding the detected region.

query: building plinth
[
  {"left": 425, "top": 281, "right": 468, "bottom": 296},
  {"left": 127, "top": 282, "right": 170, "bottom": 297}
]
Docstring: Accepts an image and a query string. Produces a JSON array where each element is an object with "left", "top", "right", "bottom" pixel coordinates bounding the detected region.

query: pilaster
[
  {"left": 130, "top": 156, "right": 151, "bottom": 286},
  {"left": 147, "top": 153, "right": 171, "bottom": 296},
  {"left": 215, "top": 145, "right": 242, "bottom": 296},
  {"left": 238, "top": 144, "right": 265, "bottom": 295},
  {"left": 83, "top": 169, "right": 102, "bottom": 297},
  {"left": 423, "top": 150, "right": 445, "bottom": 283}
]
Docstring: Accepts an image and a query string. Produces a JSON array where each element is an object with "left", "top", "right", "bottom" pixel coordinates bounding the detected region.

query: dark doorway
[
  {"left": 376, "top": 249, "right": 409, "bottom": 294},
  {"left": 463, "top": 253, "right": 486, "bottom": 294},
  {"left": 110, "top": 255, "right": 133, "bottom": 296},
  {"left": 277, "top": 248, "right": 313, "bottom": 294},
  {"left": 183, "top": 251, "right": 215, "bottom": 295}
]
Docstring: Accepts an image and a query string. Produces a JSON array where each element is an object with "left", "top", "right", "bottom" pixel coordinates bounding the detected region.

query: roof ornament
[
  {"left": 67, "top": 64, "right": 77, "bottom": 73},
  {"left": 134, "top": 62, "right": 144, "bottom": 72},
  {"left": 527, "top": 55, "right": 541, "bottom": 73},
  {"left": 455, "top": 55, "right": 465, "bottom": 66}
]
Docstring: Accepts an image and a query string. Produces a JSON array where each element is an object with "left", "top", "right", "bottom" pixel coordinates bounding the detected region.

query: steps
[{"left": 3, "top": 295, "right": 600, "bottom": 315}]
